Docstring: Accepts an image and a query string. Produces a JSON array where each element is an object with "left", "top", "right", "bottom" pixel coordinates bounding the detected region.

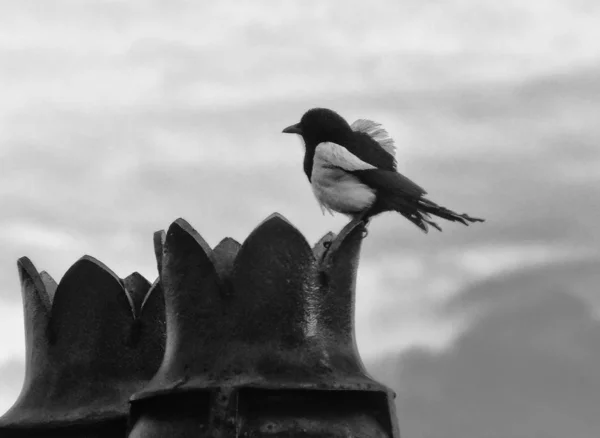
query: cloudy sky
[{"left": 1, "top": 0, "right": 599, "bottom": 434}]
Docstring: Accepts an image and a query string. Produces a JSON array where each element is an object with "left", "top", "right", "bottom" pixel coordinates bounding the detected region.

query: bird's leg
[{"left": 351, "top": 211, "right": 371, "bottom": 238}]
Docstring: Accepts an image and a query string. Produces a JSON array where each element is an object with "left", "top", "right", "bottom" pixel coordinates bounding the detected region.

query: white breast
[{"left": 311, "top": 142, "right": 376, "bottom": 216}]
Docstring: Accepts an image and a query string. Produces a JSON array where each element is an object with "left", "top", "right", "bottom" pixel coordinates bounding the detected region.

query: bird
[{"left": 282, "top": 108, "right": 485, "bottom": 233}]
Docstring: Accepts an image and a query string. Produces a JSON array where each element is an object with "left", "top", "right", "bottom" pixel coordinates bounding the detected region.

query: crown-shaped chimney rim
[
  {"left": 1, "top": 254, "right": 165, "bottom": 429},
  {"left": 132, "top": 214, "right": 375, "bottom": 402},
  {"left": 152, "top": 214, "right": 365, "bottom": 278}
]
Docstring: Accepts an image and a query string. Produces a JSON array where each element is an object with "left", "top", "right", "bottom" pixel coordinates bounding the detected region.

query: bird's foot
[
  {"left": 360, "top": 218, "right": 371, "bottom": 237},
  {"left": 350, "top": 215, "right": 370, "bottom": 238}
]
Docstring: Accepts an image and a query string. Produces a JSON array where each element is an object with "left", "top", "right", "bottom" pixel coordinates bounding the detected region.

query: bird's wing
[
  {"left": 344, "top": 120, "right": 397, "bottom": 171},
  {"left": 314, "top": 142, "right": 377, "bottom": 172},
  {"left": 351, "top": 119, "right": 396, "bottom": 157},
  {"left": 352, "top": 168, "right": 427, "bottom": 198}
]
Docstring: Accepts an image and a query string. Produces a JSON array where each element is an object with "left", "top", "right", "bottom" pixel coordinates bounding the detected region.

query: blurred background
[{"left": 1, "top": 1, "right": 599, "bottom": 436}]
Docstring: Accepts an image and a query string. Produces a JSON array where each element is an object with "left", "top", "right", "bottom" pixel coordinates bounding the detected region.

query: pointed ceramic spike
[
  {"left": 49, "top": 256, "right": 133, "bottom": 358},
  {"left": 141, "top": 277, "right": 160, "bottom": 310},
  {"left": 321, "top": 220, "right": 364, "bottom": 268},
  {"left": 213, "top": 237, "right": 241, "bottom": 283},
  {"left": 39, "top": 271, "right": 58, "bottom": 305},
  {"left": 153, "top": 230, "right": 166, "bottom": 277},
  {"left": 77, "top": 255, "right": 123, "bottom": 284},
  {"left": 15, "top": 257, "right": 53, "bottom": 409},
  {"left": 313, "top": 231, "right": 336, "bottom": 263},
  {"left": 17, "top": 257, "right": 50, "bottom": 341},
  {"left": 138, "top": 278, "right": 164, "bottom": 322},
  {"left": 260, "top": 212, "right": 292, "bottom": 226},
  {"left": 164, "top": 219, "right": 215, "bottom": 267},
  {"left": 17, "top": 257, "right": 51, "bottom": 312},
  {"left": 214, "top": 237, "right": 241, "bottom": 251},
  {"left": 241, "top": 212, "right": 309, "bottom": 258},
  {"left": 129, "top": 279, "right": 166, "bottom": 373},
  {"left": 159, "top": 217, "right": 223, "bottom": 376},
  {"left": 230, "top": 212, "right": 317, "bottom": 346},
  {"left": 318, "top": 219, "right": 365, "bottom": 361},
  {"left": 169, "top": 218, "right": 213, "bottom": 261},
  {"left": 76, "top": 255, "right": 129, "bottom": 310},
  {"left": 123, "top": 272, "right": 152, "bottom": 318}
]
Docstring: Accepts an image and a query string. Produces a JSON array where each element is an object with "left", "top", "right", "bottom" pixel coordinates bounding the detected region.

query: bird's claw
[
  {"left": 359, "top": 218, "right": 370, "bottom": 238},
  {"left": 348, "top": 216, "right": 370, "bottom": 238}
]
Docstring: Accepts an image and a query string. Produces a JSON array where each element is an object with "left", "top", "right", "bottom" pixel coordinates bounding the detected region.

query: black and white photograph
[{"left": 0, "top": 1, "right": 599, "bottom": 436}]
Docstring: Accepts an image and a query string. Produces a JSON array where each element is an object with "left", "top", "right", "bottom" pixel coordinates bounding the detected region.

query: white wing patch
[
  {"left": 351, "top": 119, "right": 396, "bottom": 157},
  {"left": 311, "top": 142, "right": 377, "bottom": 216},
  {"left": 314, "top": 142, "right": 376, "bottom": 172}
]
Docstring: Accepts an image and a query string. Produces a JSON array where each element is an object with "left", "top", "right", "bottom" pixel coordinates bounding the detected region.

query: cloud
[
  {"left": 1, "top": 0, "right": 599, "bottom": 114},
  {"left": 367, "top": 259, "right": 600, "bottom": 438}
]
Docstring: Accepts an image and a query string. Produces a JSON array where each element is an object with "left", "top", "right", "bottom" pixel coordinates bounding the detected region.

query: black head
[{"left": 282, "top": 108, "right": 353, "bottom": 146}]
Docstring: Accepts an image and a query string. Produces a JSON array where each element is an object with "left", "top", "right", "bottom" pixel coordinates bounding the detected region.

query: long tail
[
  {"left": 390, "top": 196, "right": 485, "bottom": 233},
  {"left": 352, "top": 169, "right": 485, "bottom": 233}
]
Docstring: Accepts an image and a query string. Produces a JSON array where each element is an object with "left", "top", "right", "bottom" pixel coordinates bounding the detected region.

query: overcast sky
[{"left": 1, "top": 0, "right": 599, "bottom": 432}]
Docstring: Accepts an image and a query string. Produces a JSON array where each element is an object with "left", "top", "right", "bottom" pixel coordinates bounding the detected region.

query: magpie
[{"left": 282, "top": 108, "right": 484, "bottom": 233}]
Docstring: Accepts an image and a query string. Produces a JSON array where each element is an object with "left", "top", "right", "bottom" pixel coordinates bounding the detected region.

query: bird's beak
[{"left": 282, "top": 123, "right": 303, "bottom": 135}]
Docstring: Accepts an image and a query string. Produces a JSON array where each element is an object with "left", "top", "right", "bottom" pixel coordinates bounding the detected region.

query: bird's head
[{"left": 283, "top": 108, "right": 353, "bottom": 146}]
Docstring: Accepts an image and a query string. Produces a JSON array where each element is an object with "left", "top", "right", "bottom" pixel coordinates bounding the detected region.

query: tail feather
[
  {"left": 398, "top": 211, "right": 442, "bottom": 234},
  {"left": 352, "top": 168, "right": 485, "bottom": 233},
  {"left": 386, "top": 196, "right": 485, "bottom": 233},
  {"left": 418, "top": 198, "right": 485, "bottom": 226}
]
